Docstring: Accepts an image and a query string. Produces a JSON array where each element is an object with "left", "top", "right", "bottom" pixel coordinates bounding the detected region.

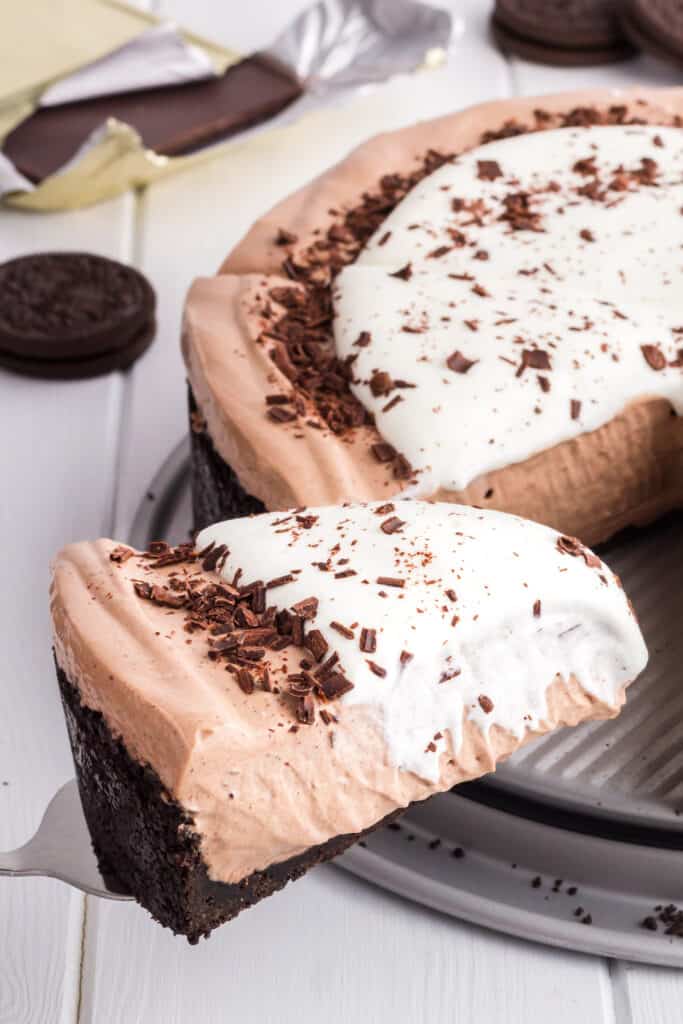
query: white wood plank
[
  {"left": 619, "top": 961, "right": 683, "bottom": 1024},
  {"left": 81, "top": 864, "right": 614, "bottom": 1024},
  {"left": 0, "top": 195, "right": 133, "bottom": 1023},
  {"left": 508, "top": 47, "right": 681, "bottom": 97}
]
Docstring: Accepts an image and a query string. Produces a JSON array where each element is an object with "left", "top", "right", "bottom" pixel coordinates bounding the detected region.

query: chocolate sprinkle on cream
[
  {"left": 359, "top": 628, "right": 377, "bottom": 653},
  {"left": 330, "top": 620, "right": 355, "bottom": 640},
  {"left": 447, "top": 350, "right": 477, "bottom": 374},
  {"left": 478, "top": 695, "right": 494, "bottom": 713},
  {"left": 380, "top": 516, "right": 405, "bottom": 534},
  {"left": 641, "top": 344, "right": 667, "bottom": 371},
  {"left": 477, "top": 159, "right": 503, "bottom": 181},
  {"left": 110, "top": 545, "right": 134, "bottom": 563},
  {"left": 516, "top": 349, "right": 551, "bottom": 377},
  {"left": 557, "top": 535, "right": 601, "bottom": 568},
  {"left": 376, "top": 576, "right": 405, "bottom": 588},
  {"left": 389, "top": 263, "right": 413, "bottom": 281}
]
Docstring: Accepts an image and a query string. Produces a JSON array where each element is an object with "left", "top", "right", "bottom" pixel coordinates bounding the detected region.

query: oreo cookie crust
[
  {"left": 189, "top": 387, "right": 265, "bottom": 531},
  {"left": 0, "top": 252, "right": 156, "bottom": 378}
]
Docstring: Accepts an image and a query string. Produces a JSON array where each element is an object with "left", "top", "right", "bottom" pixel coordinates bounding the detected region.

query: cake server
[{"left": 0, "top": 778, "right": 131, "bottom": 900}]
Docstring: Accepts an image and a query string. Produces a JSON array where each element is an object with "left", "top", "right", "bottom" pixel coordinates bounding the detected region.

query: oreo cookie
[
  {"left": 0, "top": 252, "right": 156, "bottom": 379},
  {"left": 620, "top": 0, "right": 683, "bottom": 66},
  {"left": 492, "top": 0, "right": 634, "bottom": 65}
]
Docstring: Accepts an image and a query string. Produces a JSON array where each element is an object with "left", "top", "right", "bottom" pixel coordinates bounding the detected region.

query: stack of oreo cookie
[
  {"left": 491, "top": 0, "right": 634, "bottom": 65},
  {"left": 0, "top": 252, "right": 156, "bottom": 379},
  {"left": 620, "top": 0, "right": 683, "bottom": 66}
]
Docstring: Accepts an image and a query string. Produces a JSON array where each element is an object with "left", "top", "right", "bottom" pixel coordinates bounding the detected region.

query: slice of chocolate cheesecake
[{"left": 51, "top": 501, "right": 647, "bottom": 941}]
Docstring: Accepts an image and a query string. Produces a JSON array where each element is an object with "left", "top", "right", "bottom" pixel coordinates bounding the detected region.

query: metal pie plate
[{"left": 128, "top": 439, "right": 683, "bottom": 965}]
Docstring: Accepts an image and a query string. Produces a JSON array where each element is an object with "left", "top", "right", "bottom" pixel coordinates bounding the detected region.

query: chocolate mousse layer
[{"left": 183, "top": 87, "right": 683, "bottom": 543}]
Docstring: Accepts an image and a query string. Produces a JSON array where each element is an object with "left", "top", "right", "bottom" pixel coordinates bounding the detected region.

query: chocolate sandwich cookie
[
  {"left": 491, "top": 0, "right": 634, "bottom": 65},
  {"left": 0, "top": 252, "right": 156, "bottom": 379},
  {"left": 620, "top": 0, "right": 683, "bottom": 66}
]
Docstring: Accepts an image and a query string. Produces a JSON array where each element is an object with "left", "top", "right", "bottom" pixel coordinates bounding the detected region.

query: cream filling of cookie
[{"left": 333, "top": 124, "right": 683, "bottom": 493}]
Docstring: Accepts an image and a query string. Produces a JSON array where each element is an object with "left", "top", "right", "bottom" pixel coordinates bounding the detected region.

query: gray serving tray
[{"left": 126, "top": 440, "right": 683, "bottom": 964}]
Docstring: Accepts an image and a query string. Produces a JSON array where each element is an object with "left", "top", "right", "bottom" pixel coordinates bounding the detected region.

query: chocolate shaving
[
  {"left": 366, "top": 660, "right": 387, "bottom": 678},
  {"left": 641, "top": 344, "right": 667, "bottom": 371},
  {"left": 478, "top": 695, "right": 494, "bottom": 713},
  {"left": 369, "top": 370, "right": 394, "bottom": 397},
  {"left": 376, "top": 576, "right": 405, "bottom": 588},
  {"left": 428, "top": 245, "right": 452, "bottom": 259},
  {"left": 499, "top": 191, "right": 543, "bottom": 233},
  {"left": 202, "top": 544, "right": 228, "bottom": 572},
  {"left": 319, "top": 673, "right": 354, "bottom": 700},
  {"left": 237, "top": 668, "right": 255, "bottom": 694},
  {"left": 447, "top": 350, "right": 477, "bottom": 374},
  {"left": 516, "top": 349, "right": 551, "bottom": 377},
  {"left": 297, "top": 694, "right": 316, "bottom": 725},
  {"left": 359, "top": 628, "right": 377, "bottom": 653},
  {"left": 389, "top": 263, "right": 413, "bottom": 281},
  {"left": 267, "top": 405, "right": 297, "bottom": 423},
  {"left": 267, "top": 574, "right": 294, "bottom": 589},
  {"left": 354, "top": 330, "right": 372, "bottom": 348},
  {"left": 382, "top": 395, "right": 403, "bottom": 414},
  {"left": 477, "top": 159, "right": 503, "bottom": 181},
  {"left": 330, "top": 620, "right": 354, "bottom": 639},
  {"left": 291, "top": 596, "right": 319, "bottom": 620},
  {"left": 570, "top": 399, "right": 582, "bottom": 420},
  {"left": 557, "top": 534, "right": 602, "bottom": 568},
  {"left": 533, "top": 599, "right": 541, "bottom": 618},
  {"left": 371, "top": 442, "right": 396, "bottom": 463},
  {"left": 110, "top": 545, "right": 134, "bottom": 563},
  {"left": 275, "top": 228, "right": 298, "bottom": 246},
  {"left": 304, "top": 629, "right": 329, "bottom": 662},
  {"left": 380, "top": 516, "right": 405, "bottom": 534}
]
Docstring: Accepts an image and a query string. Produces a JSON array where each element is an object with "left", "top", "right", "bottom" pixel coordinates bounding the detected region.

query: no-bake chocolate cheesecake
[
  {"left": 183, "top": 87, "right": 683, "bottom": 544},
  {"left": 51, "top": 501, "right": 647, "bottom": 940}
]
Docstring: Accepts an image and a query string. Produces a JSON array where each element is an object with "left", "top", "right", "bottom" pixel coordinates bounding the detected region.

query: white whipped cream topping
[
  {"left": 333, "top": 125, "right": 683, "bottom": 492},
  {"left": 197, "top": 502, "right": 647, "bottom": 782}
]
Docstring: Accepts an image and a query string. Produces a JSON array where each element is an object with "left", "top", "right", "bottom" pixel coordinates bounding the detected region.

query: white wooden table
[{"left": 1, "top": 2, "right": 682, "bottom": 1020}]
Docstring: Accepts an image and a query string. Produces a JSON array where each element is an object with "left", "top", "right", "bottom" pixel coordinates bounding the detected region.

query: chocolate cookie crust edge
[
  {"left": 57, "top": 660, "right": 399, "bottom": 942},
  {"left": 189, "top": 386, "right": 266, "bottom": 531}
]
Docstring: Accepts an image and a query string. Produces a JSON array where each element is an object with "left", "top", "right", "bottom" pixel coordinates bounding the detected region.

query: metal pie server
[{"left": 0, "top": 779, "right": 131, "bottom": 900}]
